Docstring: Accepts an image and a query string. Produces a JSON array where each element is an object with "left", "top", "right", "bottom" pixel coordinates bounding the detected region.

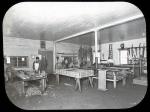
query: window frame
[{"left": 9, "top": 56, "right": 29, "bottom": 68}]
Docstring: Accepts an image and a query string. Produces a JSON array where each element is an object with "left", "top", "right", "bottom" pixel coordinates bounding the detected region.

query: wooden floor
[{"left": 5, "top": 74, "right": 147, "bottom": 110}]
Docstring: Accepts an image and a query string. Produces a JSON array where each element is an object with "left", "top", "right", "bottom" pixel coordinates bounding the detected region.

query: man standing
[{"left": 33, "top": 57, "right": 40, "bottom": 73}]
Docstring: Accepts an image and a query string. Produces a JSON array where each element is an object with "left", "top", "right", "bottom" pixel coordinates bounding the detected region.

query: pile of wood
[{"left": 25, "top": 87, "right": 42, "bottom": 97}]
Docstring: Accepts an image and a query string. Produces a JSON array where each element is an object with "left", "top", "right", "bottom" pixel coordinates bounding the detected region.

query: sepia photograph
[{"left": 3, "top": 2, "right": 147, "bottom": 110}]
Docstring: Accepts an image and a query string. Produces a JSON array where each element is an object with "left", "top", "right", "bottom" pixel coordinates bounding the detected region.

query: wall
[
  {"left": 100, "top": 38, "right": 146, "bottom": 64},
  {"left": 56, "top": 42, "right": 80, "bottom": 54},
  {"left": 3, "top": 37, "right": 80, "bottom": 68},
  {"left": 99, "top": 17, "right": 146, "bottom": 44},
  {"left": 92, "top": 17, "right": 146, "bottom": 64},
  {"left": 3, "top": 17, "right": 146, "bottom": 66},
  {"left": 3, "top": 36, "right": 54, "bottom": 68}
]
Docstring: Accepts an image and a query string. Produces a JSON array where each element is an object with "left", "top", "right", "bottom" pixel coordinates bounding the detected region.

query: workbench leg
[
  {"left": 77, "top": 78, "right": 81, "bottom": 92},
  {"left": 122, "top": 77, "right": 126, "bottom": 86},
  {"left": 22, "top": 81, "right": 25, "bottom": 95},
  {"left": 41, "top": 79, "right": 44, "bottom": 91},
  {"left": 89, "top": 77, "right": 93, "bottom": 88},
  {"left": 41, "top": 79, "right": 46, "bottom": 92},
  {"left": 45, "top": 79, "right": 47, "bottom": 88},
  {"left": 91, "top": 77, "right": 93, "bottom": 83},
  {"left": 75, "top": 78, "right": 78, "bottom": 90},
  {"left": 113, "top": 76, "right": 117, "bottom": 88},
  {"left": 56, "top": 74, "right": 59, "bottom": 85}
]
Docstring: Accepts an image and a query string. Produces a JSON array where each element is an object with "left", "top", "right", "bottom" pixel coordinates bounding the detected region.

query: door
[
  {"left": 38, "top": 50, "right": 53, "bottom": 74},
  {"left": 120, "top": 50, "right": 128, "bottom": 64}
]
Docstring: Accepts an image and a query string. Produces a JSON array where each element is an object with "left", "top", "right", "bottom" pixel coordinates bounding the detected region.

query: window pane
[
  {"left": 22, "top": 57, "right": 28, "bottom": 67},
  {"left": 10, "top": 57, "right": 17, "bottom": 67},
  {"left": 9, "top": 56, "right": 28, "bottom": 67},
  {"left": 18, "top": 57, "right": 22, "bottom": 67}
]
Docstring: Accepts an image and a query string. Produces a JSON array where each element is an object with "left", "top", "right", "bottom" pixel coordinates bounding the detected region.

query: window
[
  {"left": 9, "top": 56, "right": 28, "bottom": 67},
  {"left": 40, "top": 40, "right": 46, "bottom": 49},
  {"left": 10, "top": 57, "right": 17, "bottom": 66}
]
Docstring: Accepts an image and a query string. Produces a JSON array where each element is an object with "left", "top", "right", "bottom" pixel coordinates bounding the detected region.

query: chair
[
  {"left": 106, "top": 70, "right": 127, "bottom": 88},
  {"left": 91, "top": 69, "right": 127, "bottom": 89}
]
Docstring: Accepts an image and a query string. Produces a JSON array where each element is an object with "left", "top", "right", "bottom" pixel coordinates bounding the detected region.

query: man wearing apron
[{"left": 33, "top": 57, "right": 40, "bottom": 74}]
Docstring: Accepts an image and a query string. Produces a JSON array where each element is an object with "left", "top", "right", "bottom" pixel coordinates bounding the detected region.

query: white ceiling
[{"left": 3, "top": 2, "right": 143, "bottom": 42}]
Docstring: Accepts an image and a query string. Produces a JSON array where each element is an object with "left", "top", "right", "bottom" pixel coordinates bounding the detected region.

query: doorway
[{"left": 38, "top": 49, "right": 53, "bottom": 74}]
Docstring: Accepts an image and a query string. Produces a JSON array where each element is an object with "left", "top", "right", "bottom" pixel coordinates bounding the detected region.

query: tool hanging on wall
[
  {"left": 131, "top": 44, "right": 134, "bottom": 58},
  {"left": 128, "top": 48, "right": 132, "bottom": 60},
  {"left": 137, "top": 45, "right": 139, "bottom": 59},
  {"left": 135, "top": 47, "right": 138, "bottom": 58},
  {"left": 133, "top": 47, "right": 137, "bottom": 58},
  {"left": 88, "top": 46, "right": 93, "bottom": 62},
  {"left": 127, "top": 48, "right": 131, "bottom": 63},
  {"left": 108, "top": 44, "right": 113, "bottom": 59},
  {"left": 131, "top": 44, "right": 135, "bottom": 64}
]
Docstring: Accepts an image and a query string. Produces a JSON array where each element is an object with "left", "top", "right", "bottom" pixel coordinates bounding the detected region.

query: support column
[
  {"left": 94, "top": 30, "right": 98, "bottom": 68},
  {"left": 53, "top": 41, "right": 56, "bottom": 73}
]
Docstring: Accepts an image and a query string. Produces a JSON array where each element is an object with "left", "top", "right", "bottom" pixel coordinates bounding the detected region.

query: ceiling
[{"left": 3, "top": 2, "right": 144, "bottom": 44}]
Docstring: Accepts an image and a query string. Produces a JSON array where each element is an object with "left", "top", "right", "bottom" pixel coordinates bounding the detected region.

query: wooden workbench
[{"left": 15, "top": 71, "right": 47, "bottom": 95}]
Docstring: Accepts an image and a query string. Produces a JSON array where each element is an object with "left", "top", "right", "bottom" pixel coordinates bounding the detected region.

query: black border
[{"left": 0, "top": 0, "right": 149, "bottom": 112}]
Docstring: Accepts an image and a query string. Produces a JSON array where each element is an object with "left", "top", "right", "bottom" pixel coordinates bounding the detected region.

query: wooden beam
[
  {"left": 99, "top": 14, "right": 144, "bottom": 30},
  {"left": 55, "top": 29, "right": 94, "bottom": 42},
  {"left": 55, "top": 14, "right": 143, "bottom": 42}
]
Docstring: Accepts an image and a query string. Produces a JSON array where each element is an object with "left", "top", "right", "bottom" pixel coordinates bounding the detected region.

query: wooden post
[
  {"left": 122, "top": 77, "right": 126, "bottom": 86},
  {"left": 113, "top": 73, "right": 117, "bottom": 88},
  {"left": 41, "top": 79, "right": 45, "bottom": 91},
  {"left": 56, "top": 74, "right": 60, "bottom": 85},
  {"left": 53, "top": 41, "right": 56, "bottom": 73},
  {"left": 76, "top": 78, "right": 81, "bottom": 92},
  {"left": 94, "top": 30, "right": 98, "bottom": 68},
  {"left": 75, "top": 78, "right": 78, "bottom": 90}
]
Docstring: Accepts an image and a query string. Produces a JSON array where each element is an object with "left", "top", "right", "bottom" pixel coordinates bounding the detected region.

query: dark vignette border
[{"left": 0, "top": 0, "right": 149, "bottom": 112}]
